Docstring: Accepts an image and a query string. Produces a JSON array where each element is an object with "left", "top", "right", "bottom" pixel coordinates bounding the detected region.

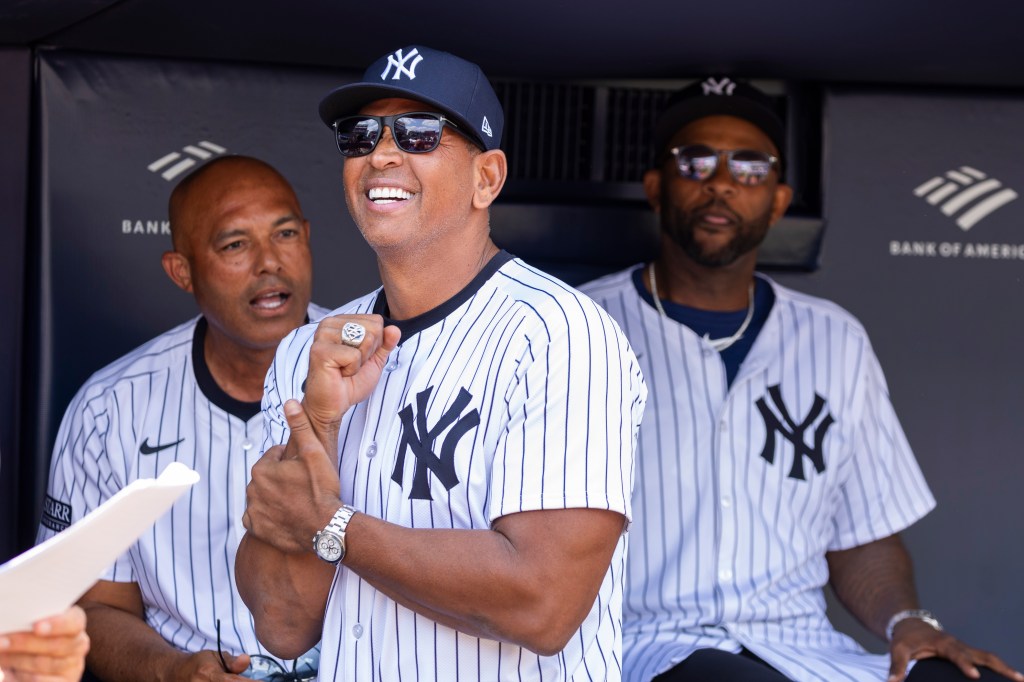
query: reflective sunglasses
[
  {"left": 666, "top": 144, "right": 780, "bottom": 186},
  {"left": 216, "top": 619, "right": 320, "bottom": 681},
  {"left": 332, "top": 111, "right": 465, "bottom": 157}
]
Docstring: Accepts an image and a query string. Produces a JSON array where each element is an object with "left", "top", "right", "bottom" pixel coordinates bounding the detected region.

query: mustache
[
  {"left": 692, "top": 197, "right": 741, "bottom": 222},
  {"left": 245, "top": 276, "right": 293, "bottom": 299}
]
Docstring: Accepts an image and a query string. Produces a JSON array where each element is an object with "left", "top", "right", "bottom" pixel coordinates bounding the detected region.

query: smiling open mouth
[{"left": 368, "top": 187, "right": 414, "bottom": 204}]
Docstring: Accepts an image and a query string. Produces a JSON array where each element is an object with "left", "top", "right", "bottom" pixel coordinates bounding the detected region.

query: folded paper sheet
[{"left": 0, "top": 462, "right": 199, "bottom": 633}]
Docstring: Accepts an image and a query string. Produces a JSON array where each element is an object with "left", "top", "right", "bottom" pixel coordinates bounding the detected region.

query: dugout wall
[{"left": 4, "top": 49, "right": 1023, "bottom": 665}]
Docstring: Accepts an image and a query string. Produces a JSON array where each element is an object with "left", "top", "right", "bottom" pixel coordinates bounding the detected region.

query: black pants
[{"left": 653, "top": 648, "right": 1012, "bottom": 682}]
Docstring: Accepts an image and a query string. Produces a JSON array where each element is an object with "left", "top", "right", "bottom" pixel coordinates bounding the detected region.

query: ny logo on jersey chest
[
  {"left": 756, "top": 384, "right": 835, "bottom": 480},
  {"left": 393, "top": 385, "right": 480, "bottom": 500}
]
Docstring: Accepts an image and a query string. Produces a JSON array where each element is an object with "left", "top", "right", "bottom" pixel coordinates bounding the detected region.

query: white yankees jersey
[
  {"left": 37, "top": 305, "right": 327, "bottom": 660},
  {"left": 263, "top": 252, "right": 647, "bottom": 682},
  {"left": 580, "top": 267, "right": 936, "bottom": 682}
]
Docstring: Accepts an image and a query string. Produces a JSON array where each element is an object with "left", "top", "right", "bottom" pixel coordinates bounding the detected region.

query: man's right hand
[{"left": 300, "top": 314, "right": 400, "bottom": 449}]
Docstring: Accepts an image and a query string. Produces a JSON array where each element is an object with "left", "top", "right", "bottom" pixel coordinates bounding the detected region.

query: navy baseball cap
[
  {"left": 652, "top": 76, "right": 786, "bottom": 158},
  {"left": 318, "top": 46, "right": 504, "bottom": 152}
]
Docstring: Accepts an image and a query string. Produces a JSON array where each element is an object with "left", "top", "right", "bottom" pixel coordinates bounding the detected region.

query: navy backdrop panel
[
  {"left": 27, "top": 51, "right": 383, "bottom": 545},
  {"left": 774, "top": 88, "right": 1024, "bottom": 663},
  {"left": 0, "top": 48, "right": 31, "bottom": 562}
]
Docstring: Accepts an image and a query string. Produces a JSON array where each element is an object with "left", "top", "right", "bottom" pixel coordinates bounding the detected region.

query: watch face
[{"left": 316, "top": 532, "right": 344, "bottom": 563}]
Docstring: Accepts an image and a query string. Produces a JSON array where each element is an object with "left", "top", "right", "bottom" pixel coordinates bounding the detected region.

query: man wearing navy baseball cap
[
  {"left": 238, "top": 46, "right": 647, "bottom": 682},
  {"left": 580, "top": 76, "right": 1023, "bottom": 682},
  {"left": 318, "top": 45, "right": 504, "bottom": 153}
]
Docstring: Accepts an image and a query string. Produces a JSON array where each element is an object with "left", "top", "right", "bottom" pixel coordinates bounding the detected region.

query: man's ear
[
  {"left": 472, "top": 149, "right": 508, "bottom": 209},
  {"left": 161, "top": 251, "right": 193, "bottom": 293},
  {"left": 769, "top": 182, "right": 794, "bottom": 226},
  {"left": 642, "top": 168, "right": 663, "bottom": 212}
]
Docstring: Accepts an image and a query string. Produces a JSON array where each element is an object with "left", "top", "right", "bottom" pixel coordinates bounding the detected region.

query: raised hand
[{"left": 302, "top": 315, "right": 400, "bottom": 448}]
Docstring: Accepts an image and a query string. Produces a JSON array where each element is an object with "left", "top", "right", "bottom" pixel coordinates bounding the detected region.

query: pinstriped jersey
[
  {"left": 263, "top": 252, "right": 647, "bottom": 682},
  {"left": 580, "top": 267, "right": 936, "bottom": 682},
  {"left": 37, "top": 306, "right": 327, "bottom": 661}
]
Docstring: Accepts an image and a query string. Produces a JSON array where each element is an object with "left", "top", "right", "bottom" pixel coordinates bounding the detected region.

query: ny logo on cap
[
  {"left": 701, "top": 77, "right": 737, "bottom": 96},
  {"left": 381, "top": 48, "right": 423, "bottom": 81}
]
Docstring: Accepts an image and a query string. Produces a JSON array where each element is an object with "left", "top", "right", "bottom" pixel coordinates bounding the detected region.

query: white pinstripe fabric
[
  {"left": 37, "top": 305, "right": 328, "bottom": 660},
  {"left": 580, "top": 267, "right": 935, "bottom": 682},
  {"left": 263, "top": 255, "right": 647, "bottom": 681}
]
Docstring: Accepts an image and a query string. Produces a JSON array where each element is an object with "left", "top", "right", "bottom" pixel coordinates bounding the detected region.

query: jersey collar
[
  {"left": 192, "top": 317, "right": 262, "bottom": 421},
  {"left": 372, "top": 250, "right": 514, "bottom": 342}
]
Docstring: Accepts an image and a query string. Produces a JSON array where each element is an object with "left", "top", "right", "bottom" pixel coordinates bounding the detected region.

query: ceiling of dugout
[{"left": 3, "top": 0, "right": 1024, "bottom": 88}]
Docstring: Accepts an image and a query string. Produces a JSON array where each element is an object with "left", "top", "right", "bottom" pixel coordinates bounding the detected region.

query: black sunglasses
[
  {"left": 216, "top": 619, "right": 319, "bottom": 681},
  {"left": 666, "top": 144, "right": 780, "bottom": 186},
  {"left": 332, "top": 111, "right": 466, "bottom": 157}
]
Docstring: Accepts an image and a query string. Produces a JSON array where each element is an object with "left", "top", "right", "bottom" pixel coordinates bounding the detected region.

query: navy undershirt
[{"left": 631, "top": 267, "right": 775, "bottom": 386}]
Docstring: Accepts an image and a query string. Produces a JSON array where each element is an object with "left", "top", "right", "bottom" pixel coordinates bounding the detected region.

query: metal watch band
[
  {"left": 325, "top": 504, "right": 357, "bottom": 536},
  {"left": 885, "top": 609, "right": 943, "bottom": 641},
  {"left": 313, "top": 504, "right": 357, "bottom": 564}
]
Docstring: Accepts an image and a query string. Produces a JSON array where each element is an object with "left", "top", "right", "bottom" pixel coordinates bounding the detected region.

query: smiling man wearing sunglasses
[
  {"left": 236, "top": 46, "right": 646, "bottom": 682},
  {"left": 580, "top": 78, "right": 1022, "bottom": 682}
]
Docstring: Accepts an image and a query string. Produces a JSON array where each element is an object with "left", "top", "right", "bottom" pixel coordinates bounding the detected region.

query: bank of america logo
[
  {"left": 913, "top": 166, "right": 1018, "bottom": 231},
  {"left": 147, "top": 141, "right": 227, "bottom": 181}
]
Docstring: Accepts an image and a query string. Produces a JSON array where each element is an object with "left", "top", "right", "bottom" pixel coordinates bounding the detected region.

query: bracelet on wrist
[{"left": 885, "top": 609, "right": 943, "bottom": 641}]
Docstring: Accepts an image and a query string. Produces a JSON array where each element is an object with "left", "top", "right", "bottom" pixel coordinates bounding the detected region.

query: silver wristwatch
[
  {"left": 313, "top": 505, "right": 357, "bottom": 565},
  {"left": 885, "top": 609, "right": 943, "bottom": 641}
]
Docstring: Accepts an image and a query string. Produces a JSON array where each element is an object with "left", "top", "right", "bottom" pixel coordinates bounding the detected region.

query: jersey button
[
  {"left": 385, "top": 359, "right": 400, "bottom": 372},
  {"left": 720, "top": 496, "right": 732, "bottom": 508},
  {"left": 719, "top": 569, "right": 733, "bottom": 581},
  {"left": 352, "top": 623, "right": 364, "bottom": 639},
  {"left": 366, "top": 442, "right": 378, "bottom": 458},
  {"left": 241, "top": 439, "right": 254, "bottom": 451}
]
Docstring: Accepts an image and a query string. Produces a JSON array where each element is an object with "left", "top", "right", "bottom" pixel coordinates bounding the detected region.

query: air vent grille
[
  {"left": 492, "top": 81, "right": 595, "bottom": 183},
  {"left": 603, "top": 87, "right": 673, "bottom": 183},
  {"left": 491, "top": 80, "right": 676, "bottom": 197}
]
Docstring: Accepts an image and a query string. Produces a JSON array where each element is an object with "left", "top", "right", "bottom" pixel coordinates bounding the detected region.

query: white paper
[{"left": 0, "top": 462, "right": 200, "bottom": 633}]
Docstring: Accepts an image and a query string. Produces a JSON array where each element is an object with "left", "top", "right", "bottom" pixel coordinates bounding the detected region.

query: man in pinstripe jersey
[
  {"left": 37, "top": 156, "right": 327, "bottom": 681},
  {"left": 236, "top": 46, "right": 647, "bottom": 681},
  {"left": 580, "top": 78, "right": 1022, "bottom": 682}
]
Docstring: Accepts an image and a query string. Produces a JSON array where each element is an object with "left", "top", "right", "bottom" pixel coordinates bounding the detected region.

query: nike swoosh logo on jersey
[{"left": 139, "top": 437, "right": 184, "bottom": 455}]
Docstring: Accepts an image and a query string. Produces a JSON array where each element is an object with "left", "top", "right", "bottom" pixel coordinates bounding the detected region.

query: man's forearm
[
  {"left": 340, "top": 507, "right": 624, "bottom": 657},
  {"left": 78, "top": 601, "right": 191, "bottom": 682},
  {"left": 235, "top": 533, "right": 335, "bottom": 659},
  {"left": 826, "top": 533, "right": 919, "bottom": 639}
]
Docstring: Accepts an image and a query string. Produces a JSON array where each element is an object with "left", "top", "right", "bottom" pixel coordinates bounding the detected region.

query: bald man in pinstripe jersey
[{"left": 37, "top": 156, "right": 327, "bottom": 681}]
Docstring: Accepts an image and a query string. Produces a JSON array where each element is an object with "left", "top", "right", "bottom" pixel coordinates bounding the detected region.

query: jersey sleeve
[
  {"left": 488, "top": 297, "right": 647, "bottom": 523},
  {"left": 261, "top": 323, "right": 316, "bottom": 452},
  {"left": 36, "top": 385, "right": 136, "bottom": 582},
  {"left": 829, "top": 345, "right": 936, "bottom": 550}
]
